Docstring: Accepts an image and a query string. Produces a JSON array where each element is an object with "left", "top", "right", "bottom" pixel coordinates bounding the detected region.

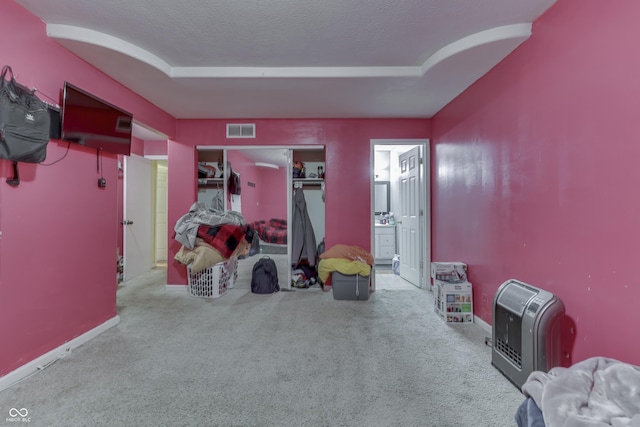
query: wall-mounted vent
[{"left": 226, "top": 123, "right": 255, "bottom": 138}]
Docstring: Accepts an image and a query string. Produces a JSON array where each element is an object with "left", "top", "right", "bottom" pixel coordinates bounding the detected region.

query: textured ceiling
[{"left": 14, "top": 0, "right": 556, "bottom": 128}]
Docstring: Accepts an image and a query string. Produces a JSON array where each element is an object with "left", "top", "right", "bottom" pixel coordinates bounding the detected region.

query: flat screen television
[{"left": 60, "top": 81, "right": 133, "bottom": 156}]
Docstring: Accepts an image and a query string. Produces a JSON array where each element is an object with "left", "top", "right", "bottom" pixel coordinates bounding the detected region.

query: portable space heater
[{"left": 491, "top": 279, "right": 565, "bottom": 389}]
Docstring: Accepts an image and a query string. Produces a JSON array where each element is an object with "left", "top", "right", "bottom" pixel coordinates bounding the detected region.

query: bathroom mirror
[{"left": 374, "top": 181, "right": 390, "bottom": 214}]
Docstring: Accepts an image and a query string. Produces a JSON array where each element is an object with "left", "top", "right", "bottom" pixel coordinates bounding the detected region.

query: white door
[
  {"left": 123, "top": 154, "right": 154, "bottom": 280},
  {"left": 398, "top": 146, "right": 421, "bottom": 286}
]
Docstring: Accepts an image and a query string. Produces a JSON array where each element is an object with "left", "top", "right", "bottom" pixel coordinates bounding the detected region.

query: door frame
[
  {"left": 370, "top": 139, "right": 430, "bottom": 289},
  {"left": 147, "top": 156, "right": 169, "bottom": 265}
]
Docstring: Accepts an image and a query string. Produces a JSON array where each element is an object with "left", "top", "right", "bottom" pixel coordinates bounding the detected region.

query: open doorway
[
  {"left": 370, "top": 139, "right": 430, "bottom": 289},
  {"left": 122, "top": 155, "right": 168, "bottom": 281},
  {"left": 120, "top": 122, "right": 169, "bottom": 282}
]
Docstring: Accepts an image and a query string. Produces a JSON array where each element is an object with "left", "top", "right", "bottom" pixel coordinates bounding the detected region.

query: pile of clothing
[
  {"left": 291, "top": 264, "right": 321, "bottom": 289},
  {"left": 252, "top": 218, "right": 287, "bottom": 244},
  {"left": 173, "top": 202, "right": 256, "bottom": 273},
  {"left": 317, "top": 244, "right": 374, "bottom": 285},
  {"left": 292, "top": 161, "right": 305, "bottom": 178}
]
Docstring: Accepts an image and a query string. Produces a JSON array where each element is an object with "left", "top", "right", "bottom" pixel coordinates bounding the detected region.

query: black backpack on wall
[{"left": 251, "top": 256, "right": 280, "bottom": 294}]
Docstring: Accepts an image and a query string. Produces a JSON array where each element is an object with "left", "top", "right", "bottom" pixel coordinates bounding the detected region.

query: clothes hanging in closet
[
  {"left": 292, "top": 187, "right": 317, "bottom": 266},
  {"left": 211, "top": 189, "right": 224, "bottom": 211}
]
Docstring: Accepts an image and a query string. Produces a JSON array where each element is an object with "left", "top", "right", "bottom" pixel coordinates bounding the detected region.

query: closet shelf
[
  {"left": 293, "top": 178, "right": 324, "bottom": 185},
  {"left": 198, "top": 178, "right": 224, "bottom": 188}
]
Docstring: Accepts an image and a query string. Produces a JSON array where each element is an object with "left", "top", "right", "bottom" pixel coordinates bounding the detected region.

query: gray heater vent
[
  {"left": 496, "top": 283, "right": 537, "bottom": 316},
  {"left": 226, "top": 123, "right": 255, "bottom": 138},
  {"left": 491, "top": 279, "right": 565, "bottom": 389}
]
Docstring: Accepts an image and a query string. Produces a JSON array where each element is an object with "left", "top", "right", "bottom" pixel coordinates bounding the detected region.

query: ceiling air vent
[{"left": 226, "top": 123, "right": 255, "bottom": 138}]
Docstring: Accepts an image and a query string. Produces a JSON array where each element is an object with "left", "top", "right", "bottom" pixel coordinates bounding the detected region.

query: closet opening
[{"left": 196, "top": 145, "right": 325, "bottom": 291}]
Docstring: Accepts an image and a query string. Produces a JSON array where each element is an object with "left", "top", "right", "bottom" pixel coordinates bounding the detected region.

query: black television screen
[{"left": 60, "top": 82, "right": 133, "bottom": 156}]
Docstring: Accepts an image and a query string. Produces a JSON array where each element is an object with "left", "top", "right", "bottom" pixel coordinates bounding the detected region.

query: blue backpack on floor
[{"left": 251, "top": 256, "right": 280, "bottom": 294}]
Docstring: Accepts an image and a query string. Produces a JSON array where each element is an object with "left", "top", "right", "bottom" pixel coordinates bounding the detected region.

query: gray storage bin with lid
[{"left": 331, "top": 272, "right": 370, "bottom": 300}]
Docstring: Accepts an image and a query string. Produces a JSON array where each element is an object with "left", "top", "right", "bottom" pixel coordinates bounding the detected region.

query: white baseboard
[
  {"left": 0, "top": 315, "right": 120, "bottom": 393},
  {"left": 474, "top": 315, "right": 492, "bottom": 335},
  {"left": 165, "top": 284, "right": 188, "bottom": 293}
]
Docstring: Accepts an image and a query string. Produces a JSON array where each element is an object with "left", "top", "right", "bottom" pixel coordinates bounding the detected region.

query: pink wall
[
  {"left": 168, "top": 119, "right": 430, "bottom": 285},
  {"left": 255, "top": 167, "right": 288, "bottom": 222},
  {"left": 0, "top": 2, "right": 175, "bottom": 377},
  {"left": 225, "top": 150, "right": 287, "bottom": 223},
  {"left": 431, "top": 0, "right": 640, "bottom": 365}
]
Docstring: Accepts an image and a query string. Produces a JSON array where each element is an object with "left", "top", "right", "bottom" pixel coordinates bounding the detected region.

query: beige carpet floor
[{"left": 0, "top": 265, "right": 524, "bottom": 427}]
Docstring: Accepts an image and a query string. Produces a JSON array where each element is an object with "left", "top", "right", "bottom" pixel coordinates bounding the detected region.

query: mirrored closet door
[{"left": 197, "top": 146, "right": 325, "bottom": 291}]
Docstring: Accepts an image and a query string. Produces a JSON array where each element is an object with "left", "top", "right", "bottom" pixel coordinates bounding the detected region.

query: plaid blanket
[
  {"left": 252, "top": 219, "right": 287, "bottom": 245},
  {"left": 174, "top": 202, "right": 246, "bottom": 250},
  {"left": 197, "top": 224, "right": 245, "bottom": 259}
]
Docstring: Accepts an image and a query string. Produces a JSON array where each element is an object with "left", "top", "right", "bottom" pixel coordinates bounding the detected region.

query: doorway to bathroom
[{"left": 370, "top": 139, "right": 430, "bottom": 288}]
